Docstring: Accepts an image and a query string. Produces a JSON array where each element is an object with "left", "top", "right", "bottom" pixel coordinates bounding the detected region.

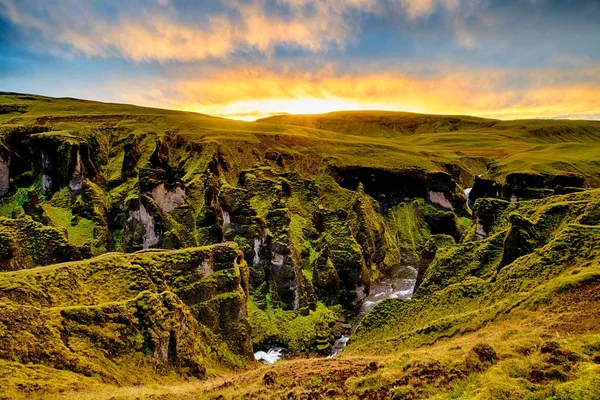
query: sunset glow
[
  {"left": 188, "top": 98, "right": 425, "bottom": 121},
  {"left": 1, "top": 0, "right": 599, "bottom": 120}
]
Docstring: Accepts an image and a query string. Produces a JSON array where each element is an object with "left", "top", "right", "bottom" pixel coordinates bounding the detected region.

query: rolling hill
[{"left": 0, "top": 93, "right": 599, "bottom": 399}]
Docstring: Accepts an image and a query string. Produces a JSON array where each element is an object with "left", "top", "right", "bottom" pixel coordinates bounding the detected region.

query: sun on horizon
[{"left": 1, "top": 0, "right": 599, "bottom": 121}]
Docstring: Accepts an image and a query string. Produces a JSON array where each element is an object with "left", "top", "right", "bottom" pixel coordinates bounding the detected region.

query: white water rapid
[
  {"left": 464, "top": 188, "right": 472, "bottom": 209},
  {"left": 328, "top": 264, "right": 418, "bottom": 358},
  {"left": 254, "top": 348, "right": 284, "bottom": 364}
]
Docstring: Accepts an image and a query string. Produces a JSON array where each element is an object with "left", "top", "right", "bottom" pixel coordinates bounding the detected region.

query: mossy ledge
[{"left": 0, "top": 243, "right": 253, "bottom": 392}]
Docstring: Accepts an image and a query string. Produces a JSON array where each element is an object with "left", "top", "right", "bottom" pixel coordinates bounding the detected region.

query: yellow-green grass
[
  {"left": 41, "top": 204, "right": 95, "bottom": 246},
  {"left": 3, "top": 93, "right": 600, "bottom": 187},
  {"left": 15, "top": 271, "right": 599, "bottom": 399}
]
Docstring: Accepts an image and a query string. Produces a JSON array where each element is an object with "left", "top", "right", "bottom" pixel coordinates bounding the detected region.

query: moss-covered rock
[
  {"left": 498, "top": 213, "right": 541, "bottom": 269},
  {"left": 0, "top": 243, "right": 254, "bottom": 375},
  {"left": 0, "top": 216, "right": 87, "bottom": 271}
]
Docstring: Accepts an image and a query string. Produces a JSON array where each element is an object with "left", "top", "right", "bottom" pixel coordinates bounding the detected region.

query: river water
[
  {"left": 464, "top": 188, "right": 472, "bottom": 208},
  {"left": 254, "top": 264, "right": 418, "bottom": 363},
  {"left": 254, "top": 347, "right": 285, "bottom": 364},
  {"left": 328, "top": 264, "right": 418, "bottom": 358}
]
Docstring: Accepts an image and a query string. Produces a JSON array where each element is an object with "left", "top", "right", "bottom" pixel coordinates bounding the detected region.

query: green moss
[
  {"left": 387, "top": 200, "right": 431, "bottom": 262},
  {"left": 248, "top": 299, "right": 342, "bottom": 354},
  {"left": 0, "top": 216, "right": 87, "bottom": 271},
  {"left": 42, "top": 204, "right": 95, "bottom": 247}
]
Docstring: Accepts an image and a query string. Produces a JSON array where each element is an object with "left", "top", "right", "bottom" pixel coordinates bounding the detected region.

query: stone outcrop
[
  {"left": 124, "top": 198, "right": 161, "bottom": 250},
  {"left": 151, "top": 183, "right": 186, "bottom": 212},
  {"left": 0, "top": 152, "right": 9, "bottom": 197}
]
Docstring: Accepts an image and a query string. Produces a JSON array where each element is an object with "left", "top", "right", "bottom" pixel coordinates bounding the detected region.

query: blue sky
[{"left": 1, "top": 0, "right": 599, "bottom": 120}]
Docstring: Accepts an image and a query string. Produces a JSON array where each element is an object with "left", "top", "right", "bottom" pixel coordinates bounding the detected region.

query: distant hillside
[
  {"left": 258, "top": 110, "right": 498, "bottom": 137},
  {"left": 259, "top": 110, "right": 600, "bottom": 185}
]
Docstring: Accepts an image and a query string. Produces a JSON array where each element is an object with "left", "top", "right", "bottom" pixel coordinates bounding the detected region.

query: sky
[{"left": 1, "top": 0, "right": 599, "bottom": 121}]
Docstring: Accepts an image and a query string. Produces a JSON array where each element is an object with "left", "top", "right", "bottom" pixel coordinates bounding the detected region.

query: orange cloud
[{"left": 161, "top": 66, "right": 600, "bottom": 120}]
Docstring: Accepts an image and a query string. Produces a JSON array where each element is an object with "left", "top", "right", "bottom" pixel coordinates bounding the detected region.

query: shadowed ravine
[{"left": 255, "top": 264, "right": 418, "bottom": 363}]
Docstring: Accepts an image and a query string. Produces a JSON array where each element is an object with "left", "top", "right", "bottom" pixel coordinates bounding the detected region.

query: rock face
[
  {"left": 332, "top": 167, "right": 467, "bottom": 214},
  {"left": 125, "top": 201, "right": 161, "bottom": 249},
  {"left": 40, "top": 149, "right": 57, "bottom": 196},
  {"left": 427, "top": 191, "right": 454, "bottom": 210},
  {"left": 151, "top": 183, "right": 186, "bottom": 212},
  {"left": 68, "top": 150, "right": 84, "bottom": 193},
  {"left": 0, "top": 243, "right": 253, "bottom": 382},
  {"left": 470, "top": 173, "right": 585, "bottom": 205},
  {"left": 0, "top": 152, "right": 9, "bottom": 197}
]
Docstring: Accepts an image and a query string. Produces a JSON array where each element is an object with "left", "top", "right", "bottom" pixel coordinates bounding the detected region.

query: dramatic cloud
[
  {"left": 0, "top": 0, "right": 598, "bottom": 120},
  {"left": 0, "top": 0, "right": 508, "bottom": 61}
]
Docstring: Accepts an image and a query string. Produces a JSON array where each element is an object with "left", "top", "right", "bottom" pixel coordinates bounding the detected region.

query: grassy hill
[
  {"left": 259, "top": 111, "right": 600, "bottom": 185},
  {"left": 0, "top": 93, "right": 599, "bottom": 399}
]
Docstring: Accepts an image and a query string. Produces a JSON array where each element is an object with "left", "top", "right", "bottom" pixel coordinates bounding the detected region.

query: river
[
  {"left": 254, "top": 264, "right": 418, "bottom": 363},
  {"left": 328, "top": 264, "right": 418, "bottom": 358}
]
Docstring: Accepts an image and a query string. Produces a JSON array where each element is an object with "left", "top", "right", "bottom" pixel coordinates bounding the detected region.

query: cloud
[
  {"left": 0, "top": 0, "right": 381, "bottom": 61},
  {"left": 398, "top": 0, "right": 437, "bottom": 20},
  {"left": 103, "top": 64, "right": 600, "bottom": 120},
  {"left": 0, "top": 0, "right": 498, "bottom": 61}
]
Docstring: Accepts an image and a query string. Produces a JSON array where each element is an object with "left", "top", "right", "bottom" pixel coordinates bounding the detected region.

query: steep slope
[
  {"left": 0, "top": 93, "right": 599, "bottom": 398},
  {"left": 0, "top": 243, "right": 253, "bottom": 395}
]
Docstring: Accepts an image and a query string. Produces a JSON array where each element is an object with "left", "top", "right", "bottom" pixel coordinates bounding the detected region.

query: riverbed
[
  {"left": 255, "top": 264, "right": 418, "bottom": 363},
  {"left": 328, "top": 264, "right": 418, "bottom": 358}
]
